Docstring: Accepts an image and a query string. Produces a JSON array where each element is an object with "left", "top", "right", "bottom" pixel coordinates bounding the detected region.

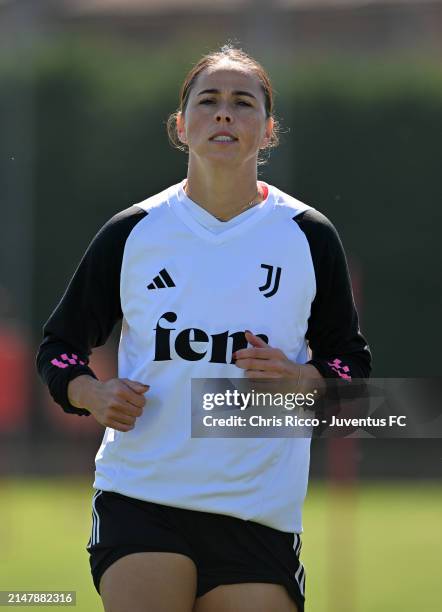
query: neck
[{"left": 184, "top": 158, "right": 263, "bottom": 221}]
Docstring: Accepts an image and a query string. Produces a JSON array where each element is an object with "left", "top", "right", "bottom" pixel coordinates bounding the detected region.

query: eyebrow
[{"left": 197, "top": 88, "right": 257, "bottom": 100}]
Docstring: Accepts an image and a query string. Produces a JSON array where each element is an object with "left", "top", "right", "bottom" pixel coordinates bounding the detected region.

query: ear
[
  {"left": 176, "top": 112, "right": 188, "bottom": 144},
  {"left": 260, "top": 116, "right": 274, "bottom": 149}
]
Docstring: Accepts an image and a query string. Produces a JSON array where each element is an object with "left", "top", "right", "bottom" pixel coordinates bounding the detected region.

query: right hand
[{"left": 68, "top": 376, "right": 149, "bottom": 432}]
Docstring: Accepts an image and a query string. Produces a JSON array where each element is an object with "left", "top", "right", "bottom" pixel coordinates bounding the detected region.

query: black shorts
[{"left": 86, "top": 489, "right": 306, "bottom": 611}]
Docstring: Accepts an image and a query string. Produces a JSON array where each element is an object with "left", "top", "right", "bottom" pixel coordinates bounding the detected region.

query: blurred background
[{"left": 0, "top": 0, "right": 441, "bottom": 610}]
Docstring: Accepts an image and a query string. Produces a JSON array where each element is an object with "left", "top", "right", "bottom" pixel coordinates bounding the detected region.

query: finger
[
  {"left": 234, "top": 347, "right": 276, "bottom": 361},
  {"left": 124, "top": 392, "right": 146, "bottom": 410},
  {"left": 109, "top": 396, "right": 144, "bottom": 417},
  {"left": 124, "top": 397, "right": 145, "bottom": 415},
  {"left": 244, "top": 330, "right": 270, "bottom": 348},
  {"left": 245, "top": 369, "right": 281, "bottom": 380},
  {"left": 115, "top": 386, "right": 146, "bottom": 410},
  {"left": 107, "top": 420, "right": 134, "bottom": 432},
  {"left": 234, "top": 358, "right": 283, "bottom": 372},
  {"left": 122, "top": 379, "right": 150, "bottom": 394},
  {"left": 108, "top": 408, "right": 137, "bottom": 425}
]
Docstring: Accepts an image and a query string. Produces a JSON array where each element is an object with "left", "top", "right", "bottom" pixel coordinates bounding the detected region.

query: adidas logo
[{"left": 147, "top": 268, "right": 176, "bottom": 290}]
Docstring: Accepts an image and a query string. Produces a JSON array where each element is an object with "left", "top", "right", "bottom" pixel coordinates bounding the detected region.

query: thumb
[
  {"left": 124, "top": 379, "right": 150, "bottom": 394},
  {"left": 245, "top": 330, "right": 269, "bottom": 348}
]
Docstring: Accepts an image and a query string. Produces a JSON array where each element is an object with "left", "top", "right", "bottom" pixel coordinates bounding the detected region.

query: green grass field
[{"left": 0, "top": 478, "right": 440, "bottom": 611}]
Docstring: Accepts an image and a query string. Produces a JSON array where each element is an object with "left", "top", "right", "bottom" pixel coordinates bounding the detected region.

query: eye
[
  {"left": 199, "top": 99, "right": 215, "bottom": 105},
  {"left": 237, "top": 100, "right": 252, "bottom": 107}
]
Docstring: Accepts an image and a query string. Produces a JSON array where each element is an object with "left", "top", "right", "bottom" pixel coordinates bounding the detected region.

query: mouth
[{"left": 209, "top": 133, "right": 238, "bottom": 143}]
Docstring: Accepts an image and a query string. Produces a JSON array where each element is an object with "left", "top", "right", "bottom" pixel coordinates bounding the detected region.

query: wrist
[
  {"left": 298, "top": 364, "right": 325, "bottom": 394},
  {"left": 67, "top": 375, "right": 99, "bottom": 411},
  {"left": 300, "top": 364, "right": 323, "bottom": 380}
]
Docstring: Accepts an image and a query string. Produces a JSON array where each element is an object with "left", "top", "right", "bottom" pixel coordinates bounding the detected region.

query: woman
[{"left": 37, "top": 45, "right": 371, "bottom": 612}]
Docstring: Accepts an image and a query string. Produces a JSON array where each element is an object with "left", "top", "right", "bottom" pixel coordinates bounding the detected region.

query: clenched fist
[{"left": 68, "top": 375, "right": 149, "bottom": 432}]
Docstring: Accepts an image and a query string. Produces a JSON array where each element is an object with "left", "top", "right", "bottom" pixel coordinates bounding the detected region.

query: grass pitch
[{"left": 0, "top": 478, "right": 440, "bottom": 611}]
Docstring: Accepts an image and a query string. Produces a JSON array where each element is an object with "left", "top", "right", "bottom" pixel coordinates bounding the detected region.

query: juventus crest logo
[{"left": 259, "top": 264, "right": 282, "bottom": 298}]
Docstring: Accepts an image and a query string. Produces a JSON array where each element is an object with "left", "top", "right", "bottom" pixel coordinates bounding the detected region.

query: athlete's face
[{"left": 177, "top": 65, "right": 273, "bottom": 166}]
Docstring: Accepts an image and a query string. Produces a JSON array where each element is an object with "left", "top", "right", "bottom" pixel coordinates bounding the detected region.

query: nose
[{"left": 215, "top": 106, "right": 232, "bottom": 123}]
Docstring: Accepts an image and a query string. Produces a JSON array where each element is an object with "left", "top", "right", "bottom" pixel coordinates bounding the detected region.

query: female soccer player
[{"left": 37, "top": 45, "right": 371, "bottom": 612}]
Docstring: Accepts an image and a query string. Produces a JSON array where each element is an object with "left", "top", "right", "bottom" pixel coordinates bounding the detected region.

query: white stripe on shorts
[
  {"left": 300, "top": 570, "right": 306, "bottom": 596},
  {"left": 295, "top": 561, "right": 303, "bottom": 584},
  {"left": 89, "top": 489, "right": 103, "bottom": 547},
  {"left": 292, "top": 533, "right": 305, "bottom": 596},
  {"left": 294, "top": 533, "right": 302, "bottom": 557},
  {"left": 294, "top": 559, "right": 305, "bottom": 596}
]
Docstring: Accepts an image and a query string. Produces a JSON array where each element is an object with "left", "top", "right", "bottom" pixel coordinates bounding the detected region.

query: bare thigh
[
  {"left": 99, "top": 551, "right": 197, "bottom": 612},
  {"left": 193, "top": 583, "right": 298, "bottom": 612}
]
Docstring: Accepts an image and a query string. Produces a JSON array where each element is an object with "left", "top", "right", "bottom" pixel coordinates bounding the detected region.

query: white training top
[{"left": 37, "top": 179, "right": 371, "bottom": 533}]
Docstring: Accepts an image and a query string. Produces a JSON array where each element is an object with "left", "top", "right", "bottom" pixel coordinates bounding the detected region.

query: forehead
[{"left": 192, "top": 64, "right": 264, "bottom": 97}]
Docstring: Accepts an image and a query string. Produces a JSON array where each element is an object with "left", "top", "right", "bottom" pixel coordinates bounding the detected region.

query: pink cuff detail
[
  {"left": 327, "top": 358, "right": 352, "bottom": 381},
  {"left": 51, "top": 353, "right": 86, "bottom": 369}
]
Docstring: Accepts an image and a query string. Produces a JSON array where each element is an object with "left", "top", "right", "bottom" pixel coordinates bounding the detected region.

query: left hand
[{"left": 233, "top": 331, "right": 299, "bottom": 380}]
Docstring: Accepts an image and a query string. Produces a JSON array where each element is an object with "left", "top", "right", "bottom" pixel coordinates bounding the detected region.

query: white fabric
[
  {"left": 94, "top": 180, "right": 315, "bottom": 533},
  {"left": 178, "top": 181, "right": 267, "bottom": 235}
]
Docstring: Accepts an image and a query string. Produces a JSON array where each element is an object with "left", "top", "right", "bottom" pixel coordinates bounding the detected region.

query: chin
[{"left": 197, "top": 150, "right": 242, "bottom": 165}]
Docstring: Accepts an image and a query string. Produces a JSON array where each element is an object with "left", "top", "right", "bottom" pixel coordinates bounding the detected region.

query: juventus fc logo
[{"left": 259, "top": 264, "right": 282, "bottom": 298}]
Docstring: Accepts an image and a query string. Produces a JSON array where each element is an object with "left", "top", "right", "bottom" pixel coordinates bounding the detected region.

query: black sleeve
[
  {"left": 294, "top": 209, "right": 372, "bottom": 380},
  {"left": 36, "top": 206, "right": 147, "bottom": 416}
]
